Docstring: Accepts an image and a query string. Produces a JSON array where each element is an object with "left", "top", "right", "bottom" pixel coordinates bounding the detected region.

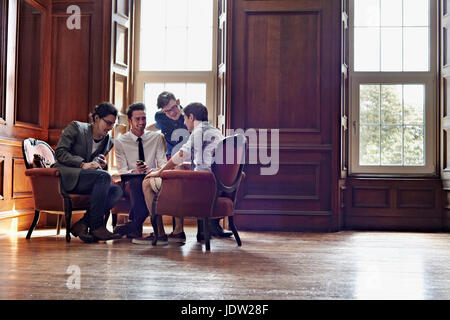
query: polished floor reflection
[{"left": 1, "top": 227, "right": 450, "bottom": 299}]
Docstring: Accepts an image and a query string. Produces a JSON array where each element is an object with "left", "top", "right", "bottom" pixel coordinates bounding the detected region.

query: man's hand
[
  {"left": 82, "top": 162, "right": 102, "bottom": 170},
  {"left": 145, "top": 168, "right": 162, "bottom": 179},
  {"left": 132, "top": 161, "right": 149, "bottom": 174},
  {"left": 96, "top": 154, "right": 107, "bottom": 169}
]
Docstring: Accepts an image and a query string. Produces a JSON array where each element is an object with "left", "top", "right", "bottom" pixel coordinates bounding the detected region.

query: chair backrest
[
  {"left": 212, "top": 134, "right": 246, "bottom": 193},
  {"left": 22, "top": 138, "right": 56, "bottom": 169}
]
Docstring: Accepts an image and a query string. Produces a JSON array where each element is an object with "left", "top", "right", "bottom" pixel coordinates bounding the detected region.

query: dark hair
[
  {"left": 90, "top": 102, "right": 118, "bottom": 122},
  {"left": 126, "top": 102, "right": 146, "bottom": 119},
  {"left": 157, "top": 91, "right": 177, "bottom": 109},
  {"left": 183, "top": 103, "right": 208, "bottom": 122}
]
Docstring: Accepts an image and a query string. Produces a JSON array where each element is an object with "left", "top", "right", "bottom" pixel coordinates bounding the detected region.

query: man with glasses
[
  {"left": 153, "top": 91, "right": 189, "bottom": 160},
  {"left": 143, "top": 92, "right": 232, "bottom": 242},
  {"left": 53, "top": 102, "right": 123, "bottom": 243}
]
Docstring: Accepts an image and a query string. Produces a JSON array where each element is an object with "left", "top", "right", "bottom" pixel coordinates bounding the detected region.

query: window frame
[
  {"left": 133, "top": 0, "right": 218, "bottom": 124},
  {"left": 348, "top": 0, "right": 438, "bottom": 175}
]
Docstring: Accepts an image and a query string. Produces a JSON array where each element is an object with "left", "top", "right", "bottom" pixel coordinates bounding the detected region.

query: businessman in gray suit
[{"left": 53, "top": 102, "right": 123, "bottom": 243}]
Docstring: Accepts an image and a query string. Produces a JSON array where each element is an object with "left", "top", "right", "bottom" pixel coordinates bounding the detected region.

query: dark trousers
[
  {"left": 72, "top": 169, "right": 123, "bottom": 229},
  {"left": 124, "top": 176, "right": 149, "bottom": 231}
]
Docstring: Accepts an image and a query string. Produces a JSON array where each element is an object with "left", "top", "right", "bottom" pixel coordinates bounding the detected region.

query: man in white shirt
[
  {"left": 133, "top": 102, "right": 230, "bottom": 245},
  {"left": 113, "top": 103, "right": 167, "bottom": 238}
]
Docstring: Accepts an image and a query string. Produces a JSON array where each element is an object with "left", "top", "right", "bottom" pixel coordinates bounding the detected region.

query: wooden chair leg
[
  {"left": 64, "top": 198, "right": 72, "bottom": 243},
  {"left": 56, "top": 215, "right": 62, "bottom": 235},
  {"left": 203, "top": 218, "right": 210, "bottom": 251},
  {"left": 26, "top": 210, "right": 40, "bottom": 239},
  {"left": 229, "top": 216, "right": 242, "bottom": 246},
  {"left": 151, "top": 194, "right": 158, "bottom": 246}
]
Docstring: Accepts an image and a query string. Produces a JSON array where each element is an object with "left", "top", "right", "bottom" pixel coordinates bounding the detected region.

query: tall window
[
  {"left": 349, "top": 0, "right": 437, "bottom": 174},
  {"left": 135, "top": 0, "right": 216, "bottom": 121}
]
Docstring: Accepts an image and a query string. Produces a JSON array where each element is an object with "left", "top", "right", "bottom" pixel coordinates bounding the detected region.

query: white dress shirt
[
  {"left": 115, "top": 130, "right": 167, "bottom": 174},
  {"left": 179, "top": 121, "right": 224, "bottom": 172}
]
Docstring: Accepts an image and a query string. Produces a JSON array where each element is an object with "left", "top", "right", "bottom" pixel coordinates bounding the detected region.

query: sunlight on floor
[{"left": 350, "top": 232, "right": 426, "bottom": 299}]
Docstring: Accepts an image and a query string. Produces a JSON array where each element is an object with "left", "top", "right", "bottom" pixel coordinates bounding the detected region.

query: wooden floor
[{"left": 1, "top": 226, "right": 450, "bottom": 300}]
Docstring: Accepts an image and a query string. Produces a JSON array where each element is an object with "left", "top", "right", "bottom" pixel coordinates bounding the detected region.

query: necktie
[{"left": 137, "top": 137, "right": 145, "bottom": 162}]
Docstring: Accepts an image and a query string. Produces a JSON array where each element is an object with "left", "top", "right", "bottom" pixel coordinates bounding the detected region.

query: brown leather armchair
[
  {"left": 152, "top": 134, "right": 246, "bottom": 251},
  {"left": 22, "top": 138, "right": 91, "bottom": 242}
]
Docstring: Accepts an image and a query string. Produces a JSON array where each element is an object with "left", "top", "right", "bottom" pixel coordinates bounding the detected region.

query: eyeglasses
[
  {"left": 162, "top": 105, "right": 179, "bottom": 114},
  {"left": 101, "top": 118, "right": 115, "bottom": 127}
]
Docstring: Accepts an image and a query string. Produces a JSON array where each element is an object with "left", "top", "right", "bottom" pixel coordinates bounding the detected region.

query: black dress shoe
[
  {"left": 91, "top": 226, "right": 122, "bottom": 241},
  {"left": 209, "top": 219, "right": 233, "bottom": 238},
  {"left": 70, "top": 220, "right": 96, "bottom": 243},
  {"left": 114, "top": 223, "right": 142, "bottom": 239},
  {"left": 114, "top": 223, "right": 133, "bottom": 236}
]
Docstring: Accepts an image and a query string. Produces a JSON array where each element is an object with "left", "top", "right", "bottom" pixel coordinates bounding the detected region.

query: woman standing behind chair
[{"left": 53, "top": 102, "right": 123, "bottom": 243}]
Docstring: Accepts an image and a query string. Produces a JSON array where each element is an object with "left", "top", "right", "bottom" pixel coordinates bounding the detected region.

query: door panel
[{"left": 230, "top": 0, "right": 341, "bottom": 231}]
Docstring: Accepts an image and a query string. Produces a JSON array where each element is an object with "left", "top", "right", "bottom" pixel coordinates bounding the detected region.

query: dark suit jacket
[{"left": 53, "top": 121, "right": 114, "bottom": 192}]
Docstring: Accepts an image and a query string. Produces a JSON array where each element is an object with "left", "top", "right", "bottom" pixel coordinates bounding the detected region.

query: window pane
[
  {"left": 360, "top": 84, "right": 380, "bottom": 124},
  {"left": 380, "top": 27, "right": 402, "bottom": 71},
  {"left": 187, "top": 27, "right": 212, "bottom": 70},
  {"left": 186, "top": 83, "right": 207, "bottom": 105},
  {"left": 139, "top": 0, "right": 213, "bottom": 71},
  {"left": 354, "top": 28, "right": 380, "bottom": 71},
  {"left": 360, "top": 125, "right": 380, "bottom": 165},
  {"left": 166, "top": 0, "right": 187, "bottom": 27},
  {"left": 381, "top": 0, "right": 402, "bottom": 26},
  {"left": 404, "top": 126, "right": 424, "bottom": 165},
  {"left": 140, "top": 27, "right": 165, "bottom": 70},
  {"left": 353, "top": 0, "right": 430, "bottom": 72},
  {"left": 188, "top": 0, "right": 213, "bottom": 27},
  {"left": 381, "top": 126, "right": 402, "bottom": 165},
  {"left": 381, "top": 85, "right": 402, "bottom": 124},
  {"left": 165, "top": 27, "right": 188, "bottom": 70},
  {"left": 354, "top": 0, "right": 380, "bottom": 27},
  {"left": 403, "top": 27, "right": 429, "bottom": 71},
  {"left": 403, "top": 85, "right": 424, "bottom": 125},
  {"left": 141, "top": 0, "right": 165, "bottom": 28},
  {"left": 403, "top": 0, "right": 429, "bottom": 27}
]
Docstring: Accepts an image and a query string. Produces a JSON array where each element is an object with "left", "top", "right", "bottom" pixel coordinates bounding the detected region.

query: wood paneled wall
[
  {"left": 230, "top": 0, "right": 341, "bottom": 231},
  {"left": 48, "top": 0, "right": 111, "bottom": 145},
  {"left": 345, "top": 178, "right": 442, "bottom": 231},
  {"left": 0, "top": 0, "right": 112, "bottom": 231}
]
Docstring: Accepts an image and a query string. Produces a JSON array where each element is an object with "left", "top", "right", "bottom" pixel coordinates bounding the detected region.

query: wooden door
[{"left": 230, "top": 0, "right": 341, "bottom": 231}]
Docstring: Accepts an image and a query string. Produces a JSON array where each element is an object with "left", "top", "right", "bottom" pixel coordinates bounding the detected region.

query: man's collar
[{"left": 129, "top": 130, "right": 148, "bottom": 141}]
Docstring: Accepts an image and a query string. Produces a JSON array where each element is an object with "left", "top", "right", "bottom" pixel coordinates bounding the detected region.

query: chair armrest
[
  {"left": 156, "top": 170, "right": 217, "bottom": 218},
  {"left": 25, "top": 168, "right": 65, "bottom": 211},
  {"left": 25, "top": 168, "right": 60, "bottom": 177},
  {"left": 160, "top": 170, "right": 215, "bottom": 181}
]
